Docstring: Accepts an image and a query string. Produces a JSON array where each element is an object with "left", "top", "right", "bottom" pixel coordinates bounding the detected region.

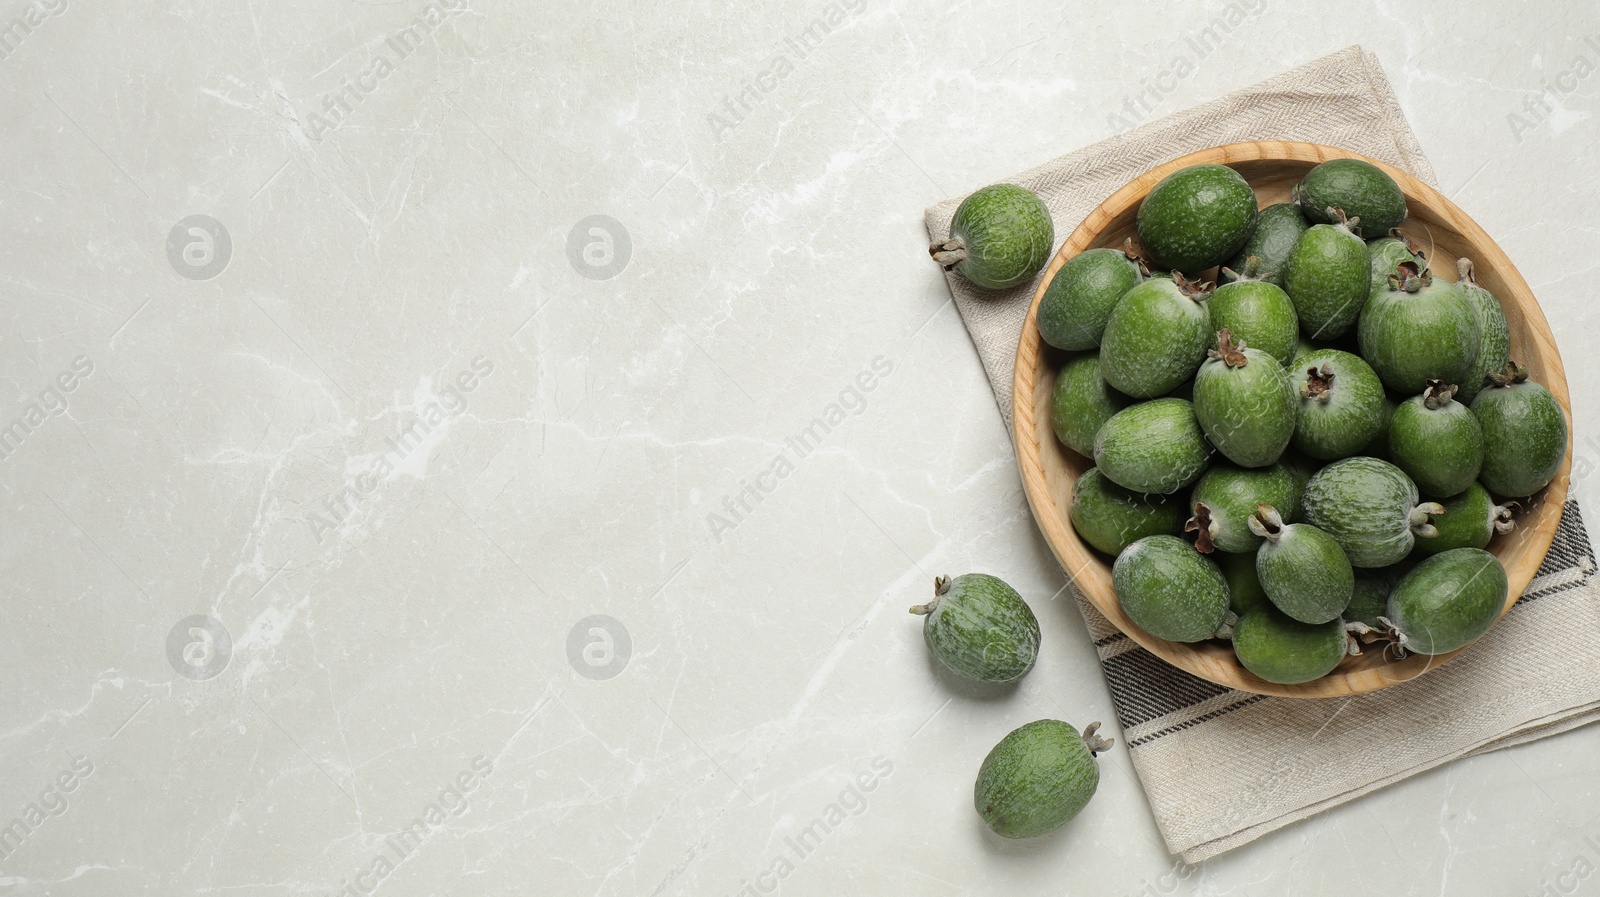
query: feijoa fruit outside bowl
[{"left": 1012, "top": 142, "right": 1573, "bottom": 698}]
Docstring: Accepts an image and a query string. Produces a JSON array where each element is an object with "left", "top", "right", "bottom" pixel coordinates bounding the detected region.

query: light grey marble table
[{"left": 3, "top": 1, "right": 1599, "bottom": 895}]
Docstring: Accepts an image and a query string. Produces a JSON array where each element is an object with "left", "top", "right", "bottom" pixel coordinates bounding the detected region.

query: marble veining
[{"left": 2, "top": 1, "right": 1598, "bottom": 895}]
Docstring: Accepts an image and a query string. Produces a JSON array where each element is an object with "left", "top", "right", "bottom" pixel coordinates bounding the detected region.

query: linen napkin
[{"left": 922, "top": 45, "right": 1599, "bottom": 862}]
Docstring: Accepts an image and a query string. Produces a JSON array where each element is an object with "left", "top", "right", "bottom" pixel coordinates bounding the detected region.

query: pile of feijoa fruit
[
  {"left": 934, "top": 158, "right": 1569, "bottom": 686},
  {"left": 910, "top": 572, "right": 1111, "bottom": 839}
]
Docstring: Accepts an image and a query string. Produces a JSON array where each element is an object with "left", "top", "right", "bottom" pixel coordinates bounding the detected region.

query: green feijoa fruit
[
  {"left": 1222, "top": 203, "right": 1308, "bottom": 288},
  {"left": 1388, "top": 381, "right": 1485, "bottom": 498},
  {"left": 910, "top": 574, "right": 1040, "bottom": 683},
  {"left": 1070, "top": 468, "right": 1187, "bottom": 555},
  {"left": 1362, "top": 394, "right": 1398, "bottom": 459},
  {"left": 1412, "top": 482, "right": 1517, "bottom": 557},
  {"left": 1136, "top": 163, "right": 1259, "bottom": 273},
  {"left": 1302, "top": 457, "right": 1444, "bottom": 567},
  {"left": 1207, "top": 262, "right": 1300, "bottom": 367},
  {"left": 1280, "top": 452, "right": 1320, "bottom": 520},
  {"left": 1051, "top": 354, "right": 1129, "bottom": 458},
  {"left": 931, "top": 184, "right": 1054, "bottom": 290},
  {"left": 1294, "top": 158, "right": 1407, "bottom": 235},
  {"left": 1113, "top": 535, "right": 1231, "bottom": 642},
  {"left": 1284, "top": 210, "right": 1370, "bottom": 339},
  {"left": 1248, "top": 505, "right": 1353, "bottom": 624},
  {"left": 1232, "top": 608, "right": 1348, "bottom": 685},
  {"left": 1386, "top": 548, "right": 1508, "bottom": 655},
  {"left": 1359, "top": 262, "right": 1479, "bottom": 394},
  {"left": 1290, "top": 349, "right": 1385, "bottom": 460},
  {"left": 1099, "top": 274, "right": 1214, "bottom": 397},
  {"left": 1093, "top": 398, "right": 1213, "bottom": 494},
  {"left": 1367, "top": 230, "right": 1425, "bottom": 301},
  {"left": 1038, "top": 242, "right": 1145, "bottom": 350},
  {"left": 1193, "top": 331, "right": 1297, "bottom": 468},
  {"left": 1472, "top": 362, "right": 1568, "bottom": 497},
  {"left": 1186, "top": 461, "right": 1301, "bottom": 554},
  {"left": 1346, "top": 568, "right": 1399, "bottom": 628},
  {"left": 1217, "top": 550, "right": 1271, "bottom": 617},
  {"left": 1454, "top": 258, "right": 1511, "bottom": 404},
  {"left": 974, "top": 719, "right": 1112, "bottom": 839},
  {"left": 1292, "top": 336, "right": 1317, "bottom": 364}
]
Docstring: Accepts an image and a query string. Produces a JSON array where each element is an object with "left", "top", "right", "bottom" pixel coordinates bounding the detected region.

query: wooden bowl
[{"left": 1012, "top": 141, "right": 1573, "bottom": 698}]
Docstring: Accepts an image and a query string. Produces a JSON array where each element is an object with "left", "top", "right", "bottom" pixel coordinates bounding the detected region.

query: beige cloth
[{"left": 924, "top": 46, "right": 1600, "bottom": 862}]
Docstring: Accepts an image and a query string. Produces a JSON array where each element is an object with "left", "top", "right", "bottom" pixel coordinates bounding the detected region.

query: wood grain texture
[{"left": 1013, "top": 142, "right": 1573, "bottom": 699}]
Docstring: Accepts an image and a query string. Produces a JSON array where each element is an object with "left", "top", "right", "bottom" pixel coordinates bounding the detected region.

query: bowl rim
[{"left": 1010, "top": 140, "right": 1573, "bottom": 698}]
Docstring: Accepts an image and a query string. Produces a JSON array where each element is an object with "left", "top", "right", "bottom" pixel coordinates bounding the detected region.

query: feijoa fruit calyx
[
  {"left": 1367, "top": 229, "right": 1425, "bottom": 300},
  {"left": 1290, "top": 349, "right": 1385, "bottom": 461}
]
